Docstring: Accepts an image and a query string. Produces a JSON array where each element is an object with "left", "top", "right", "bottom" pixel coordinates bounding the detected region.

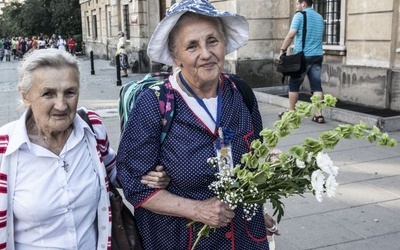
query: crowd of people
[{"left": 0, "top": 34, "right": 77, "bottom": 61}]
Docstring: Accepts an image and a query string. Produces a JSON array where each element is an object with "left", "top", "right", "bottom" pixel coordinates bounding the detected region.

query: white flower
[
  {"left": 311, "top": 170, "right": 325, "bottom": 194},
  {"left": 296, "top": 159, "right": 306, "bottom": 169},
  {"left": 325, "top": 174, "right": 339, "bottom": 198},
  {"left": 316, "top": 152, "right": 338, "bottom": 176},
  {"left": 306, "top": 152, "right": 313, "bottom": 163},
  {"left": 315, "top": 190, "right": 323, "bottom": 202}
]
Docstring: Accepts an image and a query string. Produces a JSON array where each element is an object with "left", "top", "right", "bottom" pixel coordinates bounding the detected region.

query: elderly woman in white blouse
[{"left": 0, "top": 48, "right": 168, "bottom": 249}]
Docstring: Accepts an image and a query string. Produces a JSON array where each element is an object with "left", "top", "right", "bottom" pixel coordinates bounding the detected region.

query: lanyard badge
[
  {"left": 215, "top": 127, "right": 234, "bottom": 175},
  {"left": 179, "top": 72, "right": 235, "bottom": 175}
]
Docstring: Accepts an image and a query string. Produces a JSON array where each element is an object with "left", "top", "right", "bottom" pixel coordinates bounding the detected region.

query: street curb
[{"left": 253, "top": 87, "right": 400, "bottom": 132}]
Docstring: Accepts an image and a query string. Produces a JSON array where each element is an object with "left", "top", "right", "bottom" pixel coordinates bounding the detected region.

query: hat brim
[{"left": 147, "top": 10, "right": 249, "bottom": 66}]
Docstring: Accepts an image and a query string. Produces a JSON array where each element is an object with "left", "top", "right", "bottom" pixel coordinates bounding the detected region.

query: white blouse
[
  {"left": 170, "top": 74, "right": 218, "bottom": 133},
  {"left": 13, "top": 122, "right": 100, "bottom": 249}
]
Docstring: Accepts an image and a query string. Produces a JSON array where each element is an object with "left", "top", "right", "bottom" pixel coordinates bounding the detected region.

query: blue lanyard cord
[{"left": 179, "top": 72, "right": 222, "bottom": 128}]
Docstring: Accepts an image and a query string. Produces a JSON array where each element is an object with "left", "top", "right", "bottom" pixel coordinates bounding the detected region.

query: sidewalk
[
  {"left": 1, "top": 58, "right": 399, "bottom": 249},
  {"left": 257, "top": 94, "right": 400, "bottom": 250}
]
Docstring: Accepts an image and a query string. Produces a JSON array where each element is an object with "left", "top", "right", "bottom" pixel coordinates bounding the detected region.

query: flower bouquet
[{"left": 191, "top": 94, "right": 398, "bottom": 249}]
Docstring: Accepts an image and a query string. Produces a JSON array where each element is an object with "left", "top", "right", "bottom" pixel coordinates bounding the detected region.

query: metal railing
[{"left": 314, "top": 0, "right": 341, "bottom": 45}]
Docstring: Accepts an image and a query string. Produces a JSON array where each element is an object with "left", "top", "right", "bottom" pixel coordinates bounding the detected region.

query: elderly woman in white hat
[{"left": 117, "top": 0, "right": 277, "bottom": 249}]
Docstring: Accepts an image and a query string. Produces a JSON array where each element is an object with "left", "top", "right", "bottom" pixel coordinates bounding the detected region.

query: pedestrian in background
[
  {"left": 57, "top": 35, "right": 67, "bottom": 51},
  {"left": 49, "top": 34, "right": 58, "bottom": 49},
  {"left": 12, "top": 37, "right": 17, "bottom": 59},
  {"left": 68, "top": 36, "right": 77, "bottom": 56},
  {"left": 116, "top": 0, "right": 278, "bottom": 249},
  {"left": 117, "top": 31, "right": 129, "bottom": 77},
  {"left": 37, "top": 36, "right": 46, "bottom": 49},
  {"left": 0, "top": 39, "right": 4, "bottom": 61},
  {"left": 4, "top": 37, "right": 12, "bottom": 61},
  {"left": 279, "top": 0, "right": 325, "bottom": 123}
]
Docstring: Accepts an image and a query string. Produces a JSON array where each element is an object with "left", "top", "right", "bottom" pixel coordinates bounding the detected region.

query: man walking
[{"left": 279, "top": 0, "right": 325, "bottom": 123}]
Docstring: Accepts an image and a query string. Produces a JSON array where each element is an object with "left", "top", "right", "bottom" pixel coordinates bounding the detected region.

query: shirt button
[
  {"left": 101, "top": 244, "right": 105, "bottom": 248},
  {"left": 101, "top": 226, "right": 106, "bottom": 230},
  {"left": 102, "top": 207, "right": 107, "bottom": 211},
  {"left": 225, "top": 231, "right": 232, "bottom": 238}
]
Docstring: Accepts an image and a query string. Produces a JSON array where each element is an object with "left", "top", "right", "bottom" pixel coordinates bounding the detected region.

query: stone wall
[{"left": 79, "top": 0, "right": 400, "bottom": 110}]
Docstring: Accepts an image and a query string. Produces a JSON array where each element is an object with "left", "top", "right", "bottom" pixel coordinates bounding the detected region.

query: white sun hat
[{"left": 147, "top": 0, "right": 249, "bottom": 66}]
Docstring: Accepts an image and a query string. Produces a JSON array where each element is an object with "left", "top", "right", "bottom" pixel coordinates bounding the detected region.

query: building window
[
  {"left": 314, "top": 0, "right": 341, "bottom": 45},
  {"left": 123, "top": 4, "right": 130, "bottom": 40},
  {"left": 106, "top": 5, "right": 112, "bottom": 37},
  {"left": 93, "top": 15, "right": 98, "bottom": 39},
  {"left": 87, "top": 16, "right": 91, "bottom": 37}
]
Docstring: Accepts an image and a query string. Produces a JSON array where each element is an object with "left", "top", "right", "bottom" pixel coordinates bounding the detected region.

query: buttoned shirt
[
  {"left": 0, "top": 109, "right": 115, "bottom": 250},
  {"left": 13, "top": 119, "right": 100, "bottom": 249}
]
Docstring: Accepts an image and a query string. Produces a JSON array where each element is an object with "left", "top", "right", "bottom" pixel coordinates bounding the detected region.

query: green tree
[
  {"left": 50, "top": 0, "right": 81, "bottom": 37},
  {"left": 22, "top": 0, "right": 53, "bottom": 36},
  {"left": 0, "top": 2, "right": 24, "bottom": 37},
  {"left": 0, "top": 0, "right": 81, "bottom": 38}
]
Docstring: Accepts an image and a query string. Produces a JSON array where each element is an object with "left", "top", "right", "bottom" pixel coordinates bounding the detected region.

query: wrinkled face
[
  {"left": 22, "top": 67, "right": 79, "bottom": 133},
  {"left": 172, "top": 17, "right": 226, "bottom": 87}
]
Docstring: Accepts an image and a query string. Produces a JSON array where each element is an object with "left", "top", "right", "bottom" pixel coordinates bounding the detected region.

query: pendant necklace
[{"left": 40, "top": 131, "right": 69, "bottom": 172}]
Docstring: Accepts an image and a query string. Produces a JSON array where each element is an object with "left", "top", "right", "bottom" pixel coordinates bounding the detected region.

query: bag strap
[
  {"left": 151, "top": 73, "right": 254, "bottom": 144},
  {"left": 77, "top": 108, "right": 120, "bottom": 195},
  {"left": 150, "top": 80, "right": 175, "bottom": 143},
  {"left": 222, "top": 73, "right": 255, "bottom": 113},
  {"left": 297, "top": 10, "right": 307, "bottom": 51}
]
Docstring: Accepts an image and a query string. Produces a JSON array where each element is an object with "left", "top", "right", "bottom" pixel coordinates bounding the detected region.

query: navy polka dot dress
[{"left": 117, "top": 75, "right": 269, "bottom": 250}]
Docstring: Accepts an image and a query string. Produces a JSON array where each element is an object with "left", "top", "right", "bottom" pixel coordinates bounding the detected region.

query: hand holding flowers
[{"left": 190, "top": 94, "right": 397, "bottom": 249}]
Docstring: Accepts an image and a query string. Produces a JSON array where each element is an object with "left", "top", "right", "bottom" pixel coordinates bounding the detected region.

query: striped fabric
[
  {"left": 291, "top": 7, "right": 324, "bottom": 56},
  {"left": 0, "top": 109, "right": 116, "bottom": 249}
]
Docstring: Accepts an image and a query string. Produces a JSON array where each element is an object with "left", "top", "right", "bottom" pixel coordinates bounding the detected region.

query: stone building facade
[{"left": 79, "top": 0, "right": 400, "bottom": 111}]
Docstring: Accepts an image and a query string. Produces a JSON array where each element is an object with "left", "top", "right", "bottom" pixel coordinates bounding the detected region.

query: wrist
[{"left": 280, "top": 48, "right": 287, "bottom": 52}]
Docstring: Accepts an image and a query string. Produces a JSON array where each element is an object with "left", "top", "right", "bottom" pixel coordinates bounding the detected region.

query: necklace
[
  {"left": 41, "top": 134, "right": 70, "bottom": 172},
  {"left": 26, "top": 114, "right": 71, "bottom": 172}
]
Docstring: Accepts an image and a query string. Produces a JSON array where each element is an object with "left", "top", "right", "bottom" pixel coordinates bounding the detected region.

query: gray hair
[{"left": 18, "top": 48, "right": 80, "bottom": 93}]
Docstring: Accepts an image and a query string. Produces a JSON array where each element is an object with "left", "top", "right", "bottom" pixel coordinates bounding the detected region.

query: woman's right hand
[
  {"left": 193, "top": 197, "right": 235, "bottom": 228},
  {"left": 141, "top": 165, "right": 171, "bottom": 189}
]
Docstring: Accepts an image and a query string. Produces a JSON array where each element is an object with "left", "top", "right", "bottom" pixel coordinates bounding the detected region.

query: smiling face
[
  {"left": 171, "top": 14, "right": 226, "bottom": 90},
  {"left": 22, "top": 66, "right": 80, "bottom": 135}
]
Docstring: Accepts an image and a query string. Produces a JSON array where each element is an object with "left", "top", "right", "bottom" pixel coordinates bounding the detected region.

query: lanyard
[{"left": 179, "top": 72, "right": 222, "bottom": 128}]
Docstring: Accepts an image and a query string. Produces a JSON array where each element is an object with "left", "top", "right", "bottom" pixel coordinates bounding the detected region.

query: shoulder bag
[{"left": 277, "top": 11, "right": 307, "bottom": 78}]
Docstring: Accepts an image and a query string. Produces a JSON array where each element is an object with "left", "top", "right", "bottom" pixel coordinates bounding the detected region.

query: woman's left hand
[{"left": 141, "top": 165, "right": 171, "bottom": 189}]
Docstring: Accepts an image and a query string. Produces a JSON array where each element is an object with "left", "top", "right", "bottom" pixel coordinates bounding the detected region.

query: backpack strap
[
  {"left": 149, "top": 79, "right": 175, "bottom": 143},
  {"left": 222, "top": 73, "right": 255, "bottom": 113}
]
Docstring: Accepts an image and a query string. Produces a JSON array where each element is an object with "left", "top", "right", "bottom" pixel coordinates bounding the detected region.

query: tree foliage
[{"left": 0, "top": 0, "right": 81, "bottom": 38}]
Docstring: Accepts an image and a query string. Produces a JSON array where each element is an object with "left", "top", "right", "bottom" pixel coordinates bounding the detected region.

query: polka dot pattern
[{"left": 117, "top": 76, "right": 269, "bottom": 249}]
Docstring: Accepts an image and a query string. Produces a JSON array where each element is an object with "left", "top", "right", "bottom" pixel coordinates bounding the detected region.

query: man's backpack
[{"left": 118, "top": 72, "right": 255, "bottom": 142}]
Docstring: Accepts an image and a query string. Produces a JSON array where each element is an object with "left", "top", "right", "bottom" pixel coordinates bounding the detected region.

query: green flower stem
[{"left": 191, "top": 224, "right": 210, "bottom": 250}]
